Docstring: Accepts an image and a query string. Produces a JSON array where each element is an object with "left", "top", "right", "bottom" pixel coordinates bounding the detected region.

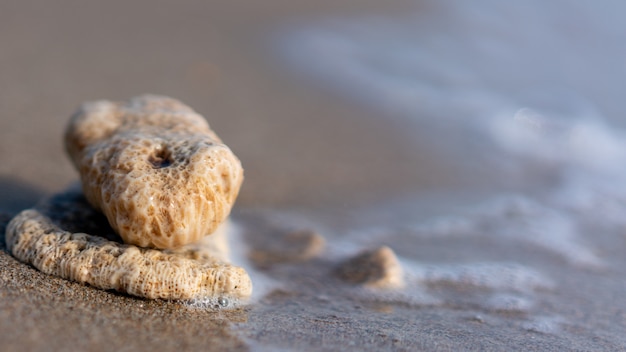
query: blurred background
[
  {"left": 3, "top": 0, "right": 626, "bottom": 212},
  {"left": 0, "top": 0, "right": 429, "bottom": 212},
  {"left": 3, "top": 0, "right": 626, "bottom": 216}
]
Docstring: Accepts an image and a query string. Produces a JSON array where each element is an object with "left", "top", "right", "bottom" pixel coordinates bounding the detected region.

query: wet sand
[{"left": 2, "top": 1, "right": 626, "bottom": 351}]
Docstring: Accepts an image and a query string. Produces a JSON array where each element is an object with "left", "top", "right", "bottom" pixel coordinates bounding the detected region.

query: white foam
[
  {"left": 183, "top": 221, "right": 283, "bottom": 310},
  {"left": 475, "top": 196, "right": 604, "bottom": 268},
  {"left": 184, "top": 296, "right": 243, "bottom": 310},
  {"left": 407, "top": 261, "right": 554, "bottom": 293},
  {"left": 343, "top": 283, "right": 442, "bottom": 308},
  {"left": 522, "top": 316, "right": 564, "bottom": 335},
  {"left": 485, "top": 293, "right": 535, "bottom": 313},
  {"left": 228, "top": 221, "right": 284, "bottom": 304}
]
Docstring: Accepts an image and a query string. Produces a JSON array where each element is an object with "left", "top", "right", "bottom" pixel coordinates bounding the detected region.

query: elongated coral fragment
[{"left": 6, "top": 206, "right": 252, "bottom": 301}]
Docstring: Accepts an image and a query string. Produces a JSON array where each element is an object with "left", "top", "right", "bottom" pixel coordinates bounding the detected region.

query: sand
[{"left": 2, "top": 1, "right": 626, "bottom": 351}]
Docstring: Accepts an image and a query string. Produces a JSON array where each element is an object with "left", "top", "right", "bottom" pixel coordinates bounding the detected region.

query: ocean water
[
  {"left": 273, "top": 0, "right": 626, "bottom": 269},
  {"left": 237, "top": 1, "right": 626, "bottom": 349}
]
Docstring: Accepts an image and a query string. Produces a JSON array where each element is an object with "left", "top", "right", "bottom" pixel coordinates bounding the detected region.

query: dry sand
[{"left": 2, "top": 1, "right": 626, "bottom": 351}]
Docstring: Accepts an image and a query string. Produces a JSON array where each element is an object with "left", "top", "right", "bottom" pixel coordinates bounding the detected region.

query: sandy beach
[{"left": 3, "top": 1, "right": 626, "bottom": 351}]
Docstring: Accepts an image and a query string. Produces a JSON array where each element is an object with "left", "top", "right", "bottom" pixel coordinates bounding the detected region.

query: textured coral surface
[
  {"left": 65, "top": 95, "right": 244, "bottom": 249},
  {"left": 3, "top": 96, "right": 251, "bottom": 302},
  {"left": 5, "top": 189, "right": 252, "bottom": 301}
]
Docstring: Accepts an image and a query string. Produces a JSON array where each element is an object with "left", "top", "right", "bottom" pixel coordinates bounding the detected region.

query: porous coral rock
[
  {"left": 5, "top": 188, "right": 252, "bottom": 301},
  {"left": 65, "top": 95, "right": 244, "bottom": 249}
]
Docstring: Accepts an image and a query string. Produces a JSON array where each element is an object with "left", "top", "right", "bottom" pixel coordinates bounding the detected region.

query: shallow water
[{"left": 232, "top": 1, "right": 626, "bottom": 349}]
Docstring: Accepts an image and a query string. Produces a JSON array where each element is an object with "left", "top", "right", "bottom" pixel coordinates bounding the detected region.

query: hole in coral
[{"left": 148, "top": 147, "right": 174, "bottom": 168}]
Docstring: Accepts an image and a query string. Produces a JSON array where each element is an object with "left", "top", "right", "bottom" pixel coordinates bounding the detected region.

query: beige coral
[
  {"left": 3, "top": 95, "right": 251, "bottom": 303},
  {"left": 64, "top": 95, "right": 244, "bottom": 249},
  {"left": 335, "top": 246, "right": 405, "bottom": 289},
  {"left": 5, "top": 189, "right": 252, "bottom": 301}
]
